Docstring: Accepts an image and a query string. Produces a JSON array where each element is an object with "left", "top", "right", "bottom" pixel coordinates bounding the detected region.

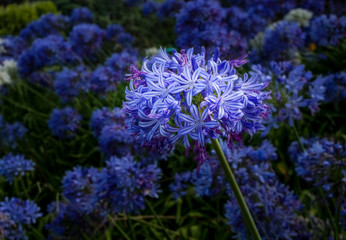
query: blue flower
[
  {"left": 289, "top": 137, "right": 345, "bottom": 198},
  {"left": 18, "top": 35, "right": 74, "bottom": 78},
  {"left": 0, "top": 153, "right": 35, "bottom": 184},
  {"left": 54, "top": 65, "right": 91, "bottom": 103},
  {"left": 61, "top": 166, "right": 98, "bottom": 214},
  {"left": 169, "top": 171, "right": 192, "bottom": 199},
  {"left": 48, "top": 107, "right": 82, "bottom": 139},
  {"left": 19, "top": 13, "right": 69, "bottom": 41},
  {"left": 68, "top": 24, "right": 105, "bottom": 59},
  {"left": 0, "top": 197, "right": 41, "bottom": 240},
  {"left": 0, "top": 115, "right": 27, "bottom": 149},
  {"left": 70, "top": 7, "right": 94, "bottom": 25},
  {"left": 93, "top": 155, "right": 161, "bottom": 214},
  {"left": 124, "top": 48, "right": 269, "bottom": 158},
  {"left": 309, "top": 15, "right": 346, "bottom": 47}
]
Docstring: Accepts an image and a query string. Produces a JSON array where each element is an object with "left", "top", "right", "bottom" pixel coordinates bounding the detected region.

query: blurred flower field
[{"left": 0, "top": 0, "right": 345, "bottom": 239}]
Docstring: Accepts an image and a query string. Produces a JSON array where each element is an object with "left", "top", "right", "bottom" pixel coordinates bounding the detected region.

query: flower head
[{"left": 124, "top": 48, "right": 269, "bottom": 155}]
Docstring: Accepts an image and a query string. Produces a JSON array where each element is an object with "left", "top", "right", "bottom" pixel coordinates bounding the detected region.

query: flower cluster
[
  {"left": 18, "top": 35, "right": 74, "bottom": 81},
  {"left": 124, "top": 48, "right": 270, "bottom": 168},
  {"left": 322, "top": 72, "right": 346, "bottom": 102},
  {"left": 68, "top": 24, "right": 105, "bottom": 59},
  {"left": 308, "top": 14, "right": 346, "bottom": 47},
  {"left": 47, "top": 155, "right": 162, "bottom": 238},
  {"left": 19, "top": 13, "right": 69, "bottom": 41},
  {"left": 0, "top": 115, "right": 27, "bottom": 149},
  {"left": 48, "top": 107, "right": 82, "bottom": 139},
  {"left": 252, "top": 61, "right": 326, "bottom": 134},
  {"left": 70, "top": 7, "right": 94, "bottom": 25},
  {"left": 0, "top": 153, "right": 35, "bottom": 184},
  {"left": 251, "top": 20, "right": 306, "bottom": 63},
  {"left": 93, "top": 155, "right": 161, "bottom": 213},
  {"left": 54, "top": 65, "right": 91, "bottom": 103},
  {"left": 90, "top": 107, "right": 133, "bottom": 156},
  {"left": 289, "top": 137, "right": 346, "bottom": 198},
  {"left": 0, "top": 197, "right": 42, "bottom": 240},
  {"left": 175, "top": 0, "right": 247, "bottom": 56}
]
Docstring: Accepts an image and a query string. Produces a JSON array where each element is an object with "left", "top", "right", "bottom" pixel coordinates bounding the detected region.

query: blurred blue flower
[
  {"left": 70, "top": 7, "right": 94, "bottom": 25},
  {"left": 68, "top": 24, "right": 105, "bottom": 59},
  {"left": 48, "top": 107, "right": 82, "bottom": 139},
  {"left": 19, "top": 13, "right": 69, "bottom": 41},
  {"left": 309, "top": 15, "right": 346, "bottom": 47},
  {"left": 0, "top": 197, "right": 41, "bottom": 240},
  {"left": 54, "top": 65, "right": 91, "bottom": 103},
  {"left": 289, "top": 137, "right": 345, "bottom": 198},
  {"left": 0, "top": 115, "right": 27, "bottom": 149},
  {"left": 0, "top": 153, "right": 35, "bottom": 184},
  {"left": 93, "top": 155, "right": 161, "bottom": 214}
]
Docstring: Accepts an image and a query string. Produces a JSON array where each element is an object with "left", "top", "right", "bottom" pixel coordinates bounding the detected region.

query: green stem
[
  {"left": 211, "top": 139, "right": 261, "bottom": 240},
  {"left": 292, "top": 124, "right": 305, "bottom": 152},
  {"left": 319, "top": 188, "right": 339, "bottom": 240},
  {"left": 145, "top": 199, "right": 173, "bottom": 240}
]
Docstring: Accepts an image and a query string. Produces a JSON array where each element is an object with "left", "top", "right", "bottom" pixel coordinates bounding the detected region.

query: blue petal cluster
[
  {"left": 289, "top": 137, "right": 346, "bottom": 198},
  {"left": 175, "top": 0, "right": 247, "bottom": 56},
  {"left": 48, "top": 107, "right": 82, "bottom": 139},
  {"left": 0, "top": 115, "right": 27, "bottom": 149},
  {"left": 308, "top": 15, "right": 346, "bottom": 47},
  {"left": 251, "top": 20, "right": 306, "bottom": 63},
  {"left": 68, "top": 24, "right": 105, "bottom": 59},
  {"left": 0, "top": 197, "right": 42, "bottom": 240},
  {"left": 124, "top": 48, "right": 270, "bottom": 158},
  {"left": 93, "top": 155, "right": 161, "bottom": 214},
  {"left": 19, "top": 13, "right": 69, "bottom": 41},
  {"left": 252, "top": 61, "right": 325, "bottom": 133},
  {"left": 54, "top": 65, "right": 91, "bottom": 103},
  {"left": 0, "top": 153, "right": 35, "bottom": 184},
  {"left": 18, "top": 35, "right": 74, "bottom": 79},
  {"left": 70, "top": 7, "right": 94, "bottom": 25},
  {"left": 90, "top": 107, "right": 133, "bottom": 156}
]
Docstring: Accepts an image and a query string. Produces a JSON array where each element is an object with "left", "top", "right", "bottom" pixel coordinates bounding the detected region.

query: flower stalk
[{"left": 211, "top": 138, "right": 261, "bottom": 240}]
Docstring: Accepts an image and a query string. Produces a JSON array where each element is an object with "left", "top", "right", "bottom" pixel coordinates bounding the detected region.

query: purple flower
[{"left": 124, "top": 48, "right": 270, "bottom": 162}]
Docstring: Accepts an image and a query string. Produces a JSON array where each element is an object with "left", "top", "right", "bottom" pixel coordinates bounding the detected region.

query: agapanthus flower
[
  {"left": 0, "top": 115, "right": 27, "bottom": 149},
  {"left": 322, "top": 72, "right": 346, "bottom": 102},
  {"left": 259, "top": 20, "right": 306, "bottom": 63},
  {"left": 68, "top": 24, "right": 105, "bottom": 59},
  {"left": 0, "top": 197, "right": 42, "bottom": 240},
  {"left": 19, "top": 13, "right": 69, "bottom": 41},
  {"left": 54, "top": 65, "right": 91, "bottom": 103},
  {"left": 0, "top": 153, "right": 35, "bottom": 184},
  {"left": 48, "top": 107, "right": 82, "bottom": 139},
  {"left": 169, "top": 171, "right": 192, "bottom": 199},
  {"left": 157, "top": 0, "right": 184, "bottom": 20},
  {"left": 289, "top": 137, "right": 345, "bottom": 198},
  {"left": 70, "top": 7, "right": 94, "bottom": 25},
  {"left": 92, "top": 155, "right": 161, "bottom": 214},
  {"left": 61, "top": 166, "right": 99, "bottom": 214},
  {"left": 0, "top": 36, "right": 27, "bottom": 61},
  {"left": 142, "top": 1, "right": 159, "bottom": 15},
  {"left": 18, "top": 35, "right": 74, "bottom": 79},
  {"left": 308, "top": 15, "right": 346, "bottom": 47},
  {"left": 252, "top": 61, "right": 325, "bottom": 130},
  {"left": 124, "top": 47, "right": 270, "bottom": 166}
]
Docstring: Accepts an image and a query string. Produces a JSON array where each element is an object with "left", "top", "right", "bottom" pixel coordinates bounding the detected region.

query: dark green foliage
[{"left": 0, "top": 1, "right": 57, "bottom": 36}]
